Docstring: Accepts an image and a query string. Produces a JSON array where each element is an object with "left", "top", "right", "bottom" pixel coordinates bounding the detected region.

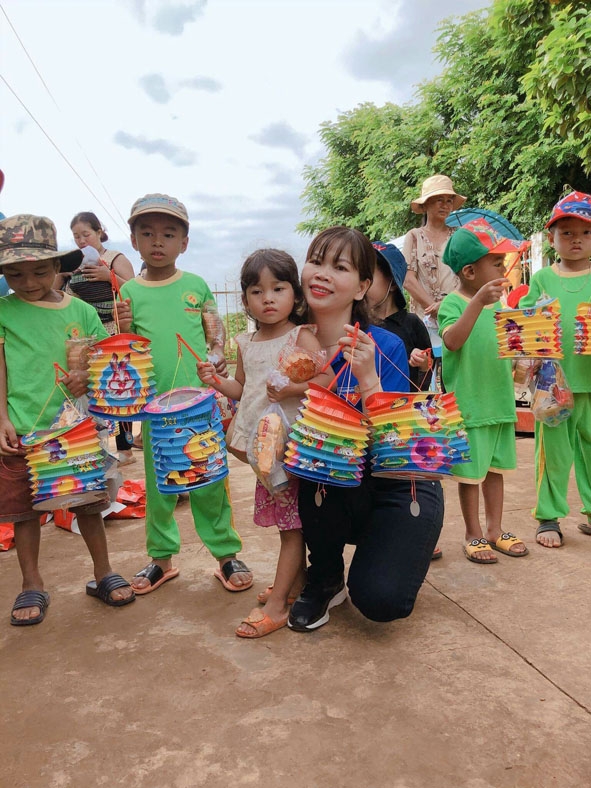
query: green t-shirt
[
  {"left": 518, "top": 264, "right": 591, "bottom": 393},
  {"left": 0, "top": 293, "right": 108, "bottom": 434},
  {"left": 438, "top": 291, "right": 516, "bottom": 427},
  {"left": 121, "top": 270, "right": 215, "bottom": 394}
]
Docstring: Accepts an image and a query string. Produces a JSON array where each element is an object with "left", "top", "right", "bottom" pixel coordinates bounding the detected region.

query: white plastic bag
[{"left": 246, "top": 403, "right": 290, "bottom": 494}]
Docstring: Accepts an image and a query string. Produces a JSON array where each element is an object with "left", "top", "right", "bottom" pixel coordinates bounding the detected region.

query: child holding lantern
[
  {"left": 117, "top": 194, "right": 252, "bottom": 594},
  {"left": 198, "top": 248, "right": 333, "bottom": 638},
  {"left": 0, "top": 214, "right": 135, "bottom": 626},
  {"left": 438, "top": 218, "right": 530, "bottom": 563},
  {"left": 518, "top": 191, "right": 591, "bottom": 548}
]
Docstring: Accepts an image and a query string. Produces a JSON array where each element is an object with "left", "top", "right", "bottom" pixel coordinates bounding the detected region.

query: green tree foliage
[{"left": 299, "top": 0, "right": 591, "bottom": 240}]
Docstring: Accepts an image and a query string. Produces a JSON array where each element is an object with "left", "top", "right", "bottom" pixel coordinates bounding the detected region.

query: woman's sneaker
[{"left": 288, "top": 579, "right": 347, "bottom": 632}]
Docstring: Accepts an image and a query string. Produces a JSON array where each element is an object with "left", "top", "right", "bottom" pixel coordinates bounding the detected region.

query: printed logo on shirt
[
  {"left": 183, "top": 292, "right": 202, "bottom": 314},
  {"left": 65, "top": 322, "right": 84, "bottom": 339}
]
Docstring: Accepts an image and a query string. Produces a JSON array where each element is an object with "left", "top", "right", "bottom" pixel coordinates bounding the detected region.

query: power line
[
  {"left": 1, "top": 72, "right": 124, "bottom": 231},
  {"left": 0, "top": 3, "right": 129, "bottom": 233}
]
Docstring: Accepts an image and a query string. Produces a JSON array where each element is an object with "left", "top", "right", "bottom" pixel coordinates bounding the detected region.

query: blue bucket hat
[{"left": 372, "top": 241, "right": 408, "bottom": 309}]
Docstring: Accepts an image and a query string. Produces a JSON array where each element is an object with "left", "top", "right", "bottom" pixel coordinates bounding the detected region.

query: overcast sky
[{"left": 1, "top": 0, "right": 488, "bottom": 298}]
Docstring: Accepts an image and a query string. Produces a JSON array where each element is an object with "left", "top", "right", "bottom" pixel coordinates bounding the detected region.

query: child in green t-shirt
[
  {"left": 438, "top": 219, "right": 530, "bottom": 564},
  {"left": 118, "top": 194, "right": 252, "bottom": 595},
  {"left": 519, "top": 191, "right": 591, "bottom": 548},
  {"left": 0, "top": 215, "right": 135, "bottom": 626}
]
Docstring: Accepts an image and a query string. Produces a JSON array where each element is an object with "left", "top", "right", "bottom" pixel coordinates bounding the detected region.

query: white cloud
[
  {"left": 139, "top": 74, "right": 171, "bottom": 104},
  {"left": 127, "top": 0, "right": 208, "bottom": 35},
  {"left": 113, "top": 131, "right": 197, "bottom": 167},
  {"left": 250, "top": 122, "right": 309, "bottom": 159}
]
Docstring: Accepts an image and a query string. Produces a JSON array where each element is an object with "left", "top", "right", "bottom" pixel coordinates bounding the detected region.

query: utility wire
[
  {"left": 0, "top": 3, "right": 129, "bottom": 233},
  {"left": 1, "top": 73, "right": 123, "bottom": 231}
]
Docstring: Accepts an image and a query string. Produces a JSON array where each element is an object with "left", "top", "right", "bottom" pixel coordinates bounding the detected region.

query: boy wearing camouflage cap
[
  {"left": 0, "top": 215, "right": 135, "bottom": 625},
  {"left": 439, "top": 218, "right": 530, "bottom": 564}
]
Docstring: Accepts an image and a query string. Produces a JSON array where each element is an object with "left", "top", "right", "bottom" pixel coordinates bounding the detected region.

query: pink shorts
[
  {"left": 253, "top": 477, "right": 301, "bottom": 531},
  {"left": 0, "top": 453, "right": 108, "bottom": 524}
]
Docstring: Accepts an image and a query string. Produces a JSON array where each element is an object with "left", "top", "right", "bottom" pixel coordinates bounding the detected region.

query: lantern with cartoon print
[
  {"left": 86, "top": 333, "right": 157, "bottom": 419},
  {"left": 494, "top": 298, "right": 563, "bottom": 359},
  {"left": 366, "top": 391, "right": 471, "bottom": 481},
  {"left": 21, "top": 416, "right": 108, "bottom": 510},
  {"left": 145, "top": 387, "right": 228, "bottom": 494}
]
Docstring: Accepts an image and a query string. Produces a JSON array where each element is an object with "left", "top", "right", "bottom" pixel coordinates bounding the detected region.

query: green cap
[{"left": 442, "top": 218, "right": 529, "bottom": 273}]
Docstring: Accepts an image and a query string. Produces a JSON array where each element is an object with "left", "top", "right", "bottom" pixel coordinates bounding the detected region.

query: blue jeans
[{"left": 298, "top": 475, "right": 444, "bottom": 622}]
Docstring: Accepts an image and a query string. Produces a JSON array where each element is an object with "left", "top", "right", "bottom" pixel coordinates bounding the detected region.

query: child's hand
[
  {"left": 211, "top": 347, "right": 228, "bottom": 378},
  {"left": 197, "top": 360, "right": 218, "bottom": 386},
  {"left": 115, "top": 298, "right": 133, "bottom": 332},
  {"left": 62, "top": 369, "right": 89, "bottom": 399},
  {"left": 266, "top": 379, "right": 297, "bottom": 403},
  {"left": 409, "top": 348, "right": 430, "bottom": 370},
  {"left": 0, "top": 416, "right": 22, "bottom": 455},
  {"left": 476, "top": 278, "right": 509, "bottom": 306}
]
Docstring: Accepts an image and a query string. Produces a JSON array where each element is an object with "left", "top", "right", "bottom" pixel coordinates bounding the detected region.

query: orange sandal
[{"left": 236, "top": 608, "right": 288, "bottom": 639}]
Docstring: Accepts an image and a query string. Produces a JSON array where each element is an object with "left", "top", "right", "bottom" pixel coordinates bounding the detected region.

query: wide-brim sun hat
[
  {"left": 411, "top": 174, "right": 466, "bottom": 214},
  {"left": 128, "top": 193, "right": 189, "bottom": 230},
  {"left": 372, "top": 241, "right": 408, "bottom": 309},
  {"left": 0, "top": 214, "right": 83, "bottom": 272},
  {"left": 544, "top": 190, "right": 591, "bottom": 229},
  {"left": 442, "top": 218, "right": 530, "bottom": 273}
]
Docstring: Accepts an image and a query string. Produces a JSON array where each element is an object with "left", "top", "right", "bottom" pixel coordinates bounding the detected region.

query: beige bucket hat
[{"left": 410, "top": 175, "right": 466, "bottom": 214}]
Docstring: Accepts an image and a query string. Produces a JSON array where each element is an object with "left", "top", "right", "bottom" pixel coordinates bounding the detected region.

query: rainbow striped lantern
[
  {"left": 367, "top": 391, "right": 471, "bottom": 480},
  {"left": 574, "top": 302, "right": 591, "bottom": 355},
  {"left": 21, "top": 417, "right": 107, "bottom": 511},
  {"left": 87, "top": 333, "right": 156, "bottom": 420},
  {"left": 494, "top": 298, "right": 563, "bottom": 359},
  {"left": 283, "top": 382, "right": 370, "bottom": 487},
  {"left": 144, "top": 387, "right": 228, "bottom": 494}
]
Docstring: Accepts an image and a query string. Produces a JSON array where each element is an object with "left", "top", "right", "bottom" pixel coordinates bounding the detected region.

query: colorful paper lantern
[
  {"left": 86, "top": 333, "right": 156, "bottom": 420},
  {"left": 494, "top": 298, "right": 563, "bottom": 359},
  {"left": 144, "top": 387, "right": 228, "bottom": 494},
  {"left": 283, "top": 382, "right": 370, "bottom": 487},
  {"left": 21, "top": 417, "right": 107, "bottom": 511},
  {"left": 366, "top": 391, "right": 471, "bottom": 480},
  {"left": 574, "top": 302, "right": 591, "bottom": 355}
]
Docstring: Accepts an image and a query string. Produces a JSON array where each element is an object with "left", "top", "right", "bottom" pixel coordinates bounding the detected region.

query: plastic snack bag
[
  {"left": 267, "top": 330, "right": 326, "bottom": 390},
  {"left": 247, "top": 404, "right": 291, "bottom": 494},
  {"left": 530, "top": 360, "right": 574, "bottom": 426},
  {"left": 202, "top": 300, "right": 225, "bottom": 351}
]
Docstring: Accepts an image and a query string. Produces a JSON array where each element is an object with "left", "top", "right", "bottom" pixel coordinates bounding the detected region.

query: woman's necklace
[{"left": 556, "top": 261, "right": 591, "bottom": 294}]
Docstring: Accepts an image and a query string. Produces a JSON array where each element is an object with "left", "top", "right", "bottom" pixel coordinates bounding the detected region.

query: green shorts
[{"left": 452, "top": 422, "right": 516, "bottom": 484}]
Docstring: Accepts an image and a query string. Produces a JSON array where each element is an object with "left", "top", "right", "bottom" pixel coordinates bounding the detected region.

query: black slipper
[
  {"left": 86, "top": 573, "right": 135, "bottom": 607},
  {"left": 536, "top": 520, "right": 563, "bottom": 545},
  {"left": 10, "top": 590, "right": 50, "bottom": 626},
  {"left": 214, "top": 559, "right": 253, "bottom": 592}
]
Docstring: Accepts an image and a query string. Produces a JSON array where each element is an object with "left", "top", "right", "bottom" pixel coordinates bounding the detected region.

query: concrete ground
[{"left": 1, "top": 435, "right": 590, "bottom": 788}]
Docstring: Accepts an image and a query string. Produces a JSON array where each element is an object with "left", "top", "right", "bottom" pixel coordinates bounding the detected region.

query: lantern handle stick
[{"left": 176, "top": 333, "right": 221, "bottom": 383}]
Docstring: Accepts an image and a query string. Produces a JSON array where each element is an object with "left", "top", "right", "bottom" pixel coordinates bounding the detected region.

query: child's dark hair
[
  {"left": 70, "top": 212, "right": 108, "bottom": 243},
  {"left": 240, "top": 248, "right": 305, "bottom": 327},
  {"left": 305, "top": 226, "right": 375, "bottom": 329}
]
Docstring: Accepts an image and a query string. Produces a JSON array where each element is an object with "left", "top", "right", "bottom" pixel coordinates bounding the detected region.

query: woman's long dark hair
[{"left": 70, "top": 211, "right": 108, "bottom": 242}]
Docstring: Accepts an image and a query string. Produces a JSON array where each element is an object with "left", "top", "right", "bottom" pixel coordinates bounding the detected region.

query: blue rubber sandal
[
  {"left": 86, "top": 573, "right": 135, "bottom": 607},
  {"left": 10, "top": 590, "right": 50, "bottom": 626}
]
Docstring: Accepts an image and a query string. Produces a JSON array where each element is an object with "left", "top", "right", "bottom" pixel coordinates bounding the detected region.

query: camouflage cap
[
  {"left": 128, "top": 193, "right": 189, "bottom": 230},
  {"left": 0, "top": 214, "right": 83, "bottom": 271}
]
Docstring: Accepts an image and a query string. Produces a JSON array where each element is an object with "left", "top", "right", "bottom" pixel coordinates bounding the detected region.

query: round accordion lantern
[
  {"left": 144, "top": 387, "right": 228, "bottom": 494},
  {"left": 366, "top": 391, "right": 471, "bottom": 480},
  {"left": 283, "top": 382, "right": 370, "bottom": 487},
  {"left": 21, "top": 417, "right": 107, "bottom": 511},
  {"left": 86, "top": 333, "right": 156, "bottom": 420}
]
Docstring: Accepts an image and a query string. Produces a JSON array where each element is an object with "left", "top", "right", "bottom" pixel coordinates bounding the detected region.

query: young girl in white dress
[{"left": 198, "top": 249, "right": 332, "bottom": 638}]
